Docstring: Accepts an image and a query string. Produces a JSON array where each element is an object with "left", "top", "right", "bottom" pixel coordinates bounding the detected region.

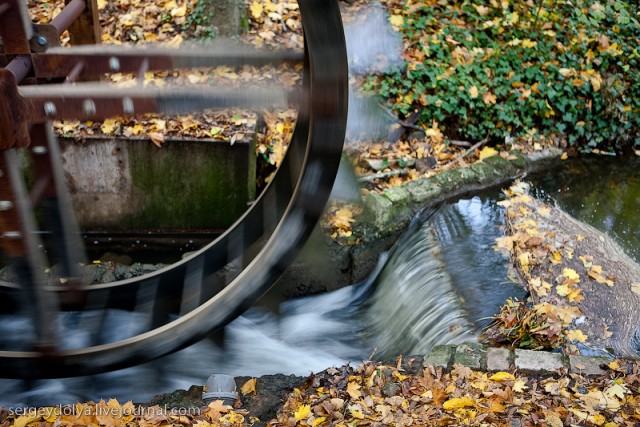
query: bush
[{"left": 367, "top": 0, "right": 640, "bottom": 151}]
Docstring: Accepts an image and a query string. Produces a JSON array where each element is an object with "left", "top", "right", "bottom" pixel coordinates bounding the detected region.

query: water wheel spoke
[
  {"left": 20, "top": 84, "right": 298, "bottom": 122},
  {"left": 2, "top": 149, "right": 59, "bottom": 349},
  {"left": 33, "top": 44, "right": 303, "bottom": 80}
]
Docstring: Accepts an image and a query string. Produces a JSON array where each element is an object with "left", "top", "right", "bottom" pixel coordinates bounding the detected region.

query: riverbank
[{"left": 4, "top": 345, "right": 637, "bottom": 426}]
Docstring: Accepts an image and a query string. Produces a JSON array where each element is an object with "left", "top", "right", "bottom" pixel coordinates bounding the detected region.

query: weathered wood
[
  {"left": 0, "top": 0, "right": 32, "bottom": 54},
  {"left": 65, "top": 0, "right": 101, "bottom": 45}
]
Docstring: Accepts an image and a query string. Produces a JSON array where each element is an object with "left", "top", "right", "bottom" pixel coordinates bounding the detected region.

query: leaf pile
[
  {"left": 485, "top": 181, "right": 640, "bottom": 356},
  {"left": 271, "top": 358, "right": 640, "bottom": 426}
]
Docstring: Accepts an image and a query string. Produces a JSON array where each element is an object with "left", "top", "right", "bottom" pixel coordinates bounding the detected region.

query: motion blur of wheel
[{"left": 0, "top": 0, "right": 348, "bottom": 378}]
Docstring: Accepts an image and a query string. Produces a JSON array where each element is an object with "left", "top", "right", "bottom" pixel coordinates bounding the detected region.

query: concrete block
[
  {"left": 383, "top": 186, "right": 410, "bottom": 205},
  {"left": 364, "top": 193, "right": 393, "bottom": 229},
  {"left": 568, "top": 355, "right": 610, "bottom": 376},
  {"left": 423, "top": 345, "right": 455, "bottom": 370},
  {"left": 514, "top": 349, "right": 565, "bottom": 373},
  {"left": 486, "top": 347, "right": 513, "bottom": 371},
  {"left": 453, "top": 343, "right": 485, "bottom": 370},
  {"left": 403, "top": 178, "right": 441, "bottom": 204}
]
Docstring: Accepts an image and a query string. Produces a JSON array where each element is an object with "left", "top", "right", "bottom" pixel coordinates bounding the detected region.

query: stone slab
[
  {"left": 486, "top": 347, "right": 513, "bottom": 371},
  {"left": 514, "top": 349, "right": 566, "bottom": 373},
  {"left": 453, "top": 343, "right": 485, "bottom": 370},
  {"left": 423, "top": 345, "right": 455, "bottom": 370},
  {"left": 568, "top": 355, "right": 610, "bottom": 376}
]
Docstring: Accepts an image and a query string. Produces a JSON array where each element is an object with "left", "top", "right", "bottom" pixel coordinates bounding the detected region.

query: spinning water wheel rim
[{"left": 0, "top": 0, "right": 348, "bottom": 378}]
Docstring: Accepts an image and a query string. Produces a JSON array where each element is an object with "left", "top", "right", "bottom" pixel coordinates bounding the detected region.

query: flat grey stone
[
  {"left": 364, "top": 193, "right": 393, "bottom": 229},
  {"left": 514, "top": 349, "right": 565, "bottom": 373},
  {"left": 423, "top": 345, "right": 455, "bottom": 370},
  {"left": 403, "top": 178, "right": 441, "bottom": 203},
  {"left": 453, "top": 343, "right": 485, "bottom": 370},
  {"left": 486, "top": 347, "right": 512, "bottom": 371},
  {"left": 568, "top": 355, "right": 610, "bottom": 376},
  {"left": 383, "top": 186, "right": 410, "bottom": 205}
]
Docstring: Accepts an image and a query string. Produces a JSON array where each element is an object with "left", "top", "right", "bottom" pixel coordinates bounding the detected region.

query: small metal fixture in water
[{"left": 202, "top": 374, "right": 238, "bottom": 405}]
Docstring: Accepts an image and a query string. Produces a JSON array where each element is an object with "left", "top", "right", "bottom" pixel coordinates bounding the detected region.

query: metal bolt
[
  {"left": 2, "top": 231, "right": 22, "bottom": 239},
  {"left": 83, "top": 99, "right": 97, "bottom": 117},
  {"left": 36, "top": 36, "right": 48, "bottom": 47},
  {"left": 44, "top": 102, "right": 57, "bottom": 117},
  {"left": 122, "top": 97, "right": 134, "bottom": 115},
  {"left": 32, "top": 146, "right": 48, "bottom": 155},
  {"left": 0, "top": 201, "right": 13, "bottom": 211},
  {"left": 109, "top": 57, "right": 120, "bottom": 72}
]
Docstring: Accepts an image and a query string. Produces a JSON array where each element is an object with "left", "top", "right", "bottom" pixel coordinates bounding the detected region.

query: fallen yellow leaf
[
  {"left": 479, "top": 146, "right": 498, "bottom": 160},
  {"left": 240, "top": 378, "right": 257, "bottom": 395},
  {"left": 443, "top": 397, "right": 475, "bottom": 410},
  {"left": 489, "top": 372, "right": 515, "bottom": 382},
  {"left": 294, "top": 404, "right": 311, "bottom": 422}
]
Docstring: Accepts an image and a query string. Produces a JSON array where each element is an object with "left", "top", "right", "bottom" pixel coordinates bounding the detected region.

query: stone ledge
[{"left": 423, "top": 343, "right": 623, "bottom": 376}]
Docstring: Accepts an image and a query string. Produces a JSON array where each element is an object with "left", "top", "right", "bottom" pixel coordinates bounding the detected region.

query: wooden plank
[
  {"left": 0, "top": 0, "right": 33, "bottom": 54},
  {"left": 66, "top": 0, "right": 100, "bottom": 45}
]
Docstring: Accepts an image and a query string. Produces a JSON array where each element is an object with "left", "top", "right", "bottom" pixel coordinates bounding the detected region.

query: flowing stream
[{"left": 2, "top": 156, "right": 639, "bottom": 408}]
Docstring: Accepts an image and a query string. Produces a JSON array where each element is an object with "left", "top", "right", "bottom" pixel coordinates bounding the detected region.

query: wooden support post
[{"left": 65, "top": 0, "right": 101, "bottom": 45}]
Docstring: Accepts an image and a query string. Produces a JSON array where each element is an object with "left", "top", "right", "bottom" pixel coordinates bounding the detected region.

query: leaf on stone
[
  {"left": 101, "top": 118, "right": 119, "bottom": 134},
  {"left": 631, "top": 283, "right": 640, "bottom": 295},
  {"left": 241, "top": 378, "right": 257, "bottom": 395},
  {"left": 479, "top": 146, "right": 498, "bottom": 160}
]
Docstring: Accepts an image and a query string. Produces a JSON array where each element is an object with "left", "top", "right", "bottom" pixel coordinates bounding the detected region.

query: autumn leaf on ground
[
  {"left": 478, "top": 146, "right": 498, "bottom": 160},
  {"left": 294, "top": 404, "right": 311, "bottom": 422}
]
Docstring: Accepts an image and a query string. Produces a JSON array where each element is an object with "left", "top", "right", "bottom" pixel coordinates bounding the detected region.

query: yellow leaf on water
[
  {"left": 479, "top": 146, "right": 498, "bottom": 160},
  {"left": 562, "top": 268, "right": 580, "bottom": 282},
  {"left": 240, "top": 378, "right": 257, "bottom": 395},
  {"left": 565, "top": 329, "right": 588, "bottom": 343},
  {"left": 443, "top": 397, "right": 475, "bottom": 410},
  {"left": 631, "top": 283, "right": 640, "bottom": 295},
  {"left": 556, "top": 283, "right": 571, "bottom": 297},
  {"left": 294, "top": 404, "right": 311, "bottom": 422},
  {"left": 489, "top": 372, "right": 515, "bottom": 382}
]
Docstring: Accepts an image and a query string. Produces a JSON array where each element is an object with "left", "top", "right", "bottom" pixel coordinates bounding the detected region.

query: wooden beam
[{"left": 65, "top": 0, "right": 101, "bottom": 45}]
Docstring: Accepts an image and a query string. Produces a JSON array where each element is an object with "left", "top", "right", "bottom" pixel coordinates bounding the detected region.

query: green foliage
[
  {"left": 183, "top": 0, "right": 217, "bottom": 39},
  {"left": 369, "top": 0, "right": 640, "bottom": 151}
]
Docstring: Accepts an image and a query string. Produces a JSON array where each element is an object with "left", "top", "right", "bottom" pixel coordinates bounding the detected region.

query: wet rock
[
  {"left": 415, "top": 156, "right": 437, "bottom": 173},
  {"left": 382, "top": 382, "right": 401, "bottom": 397},
  {"left": 148, "top": 384, "right": 205, "bottom": 409},
  {"left": 235, "top": 374, "right": 304, "bottom": 426}
]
